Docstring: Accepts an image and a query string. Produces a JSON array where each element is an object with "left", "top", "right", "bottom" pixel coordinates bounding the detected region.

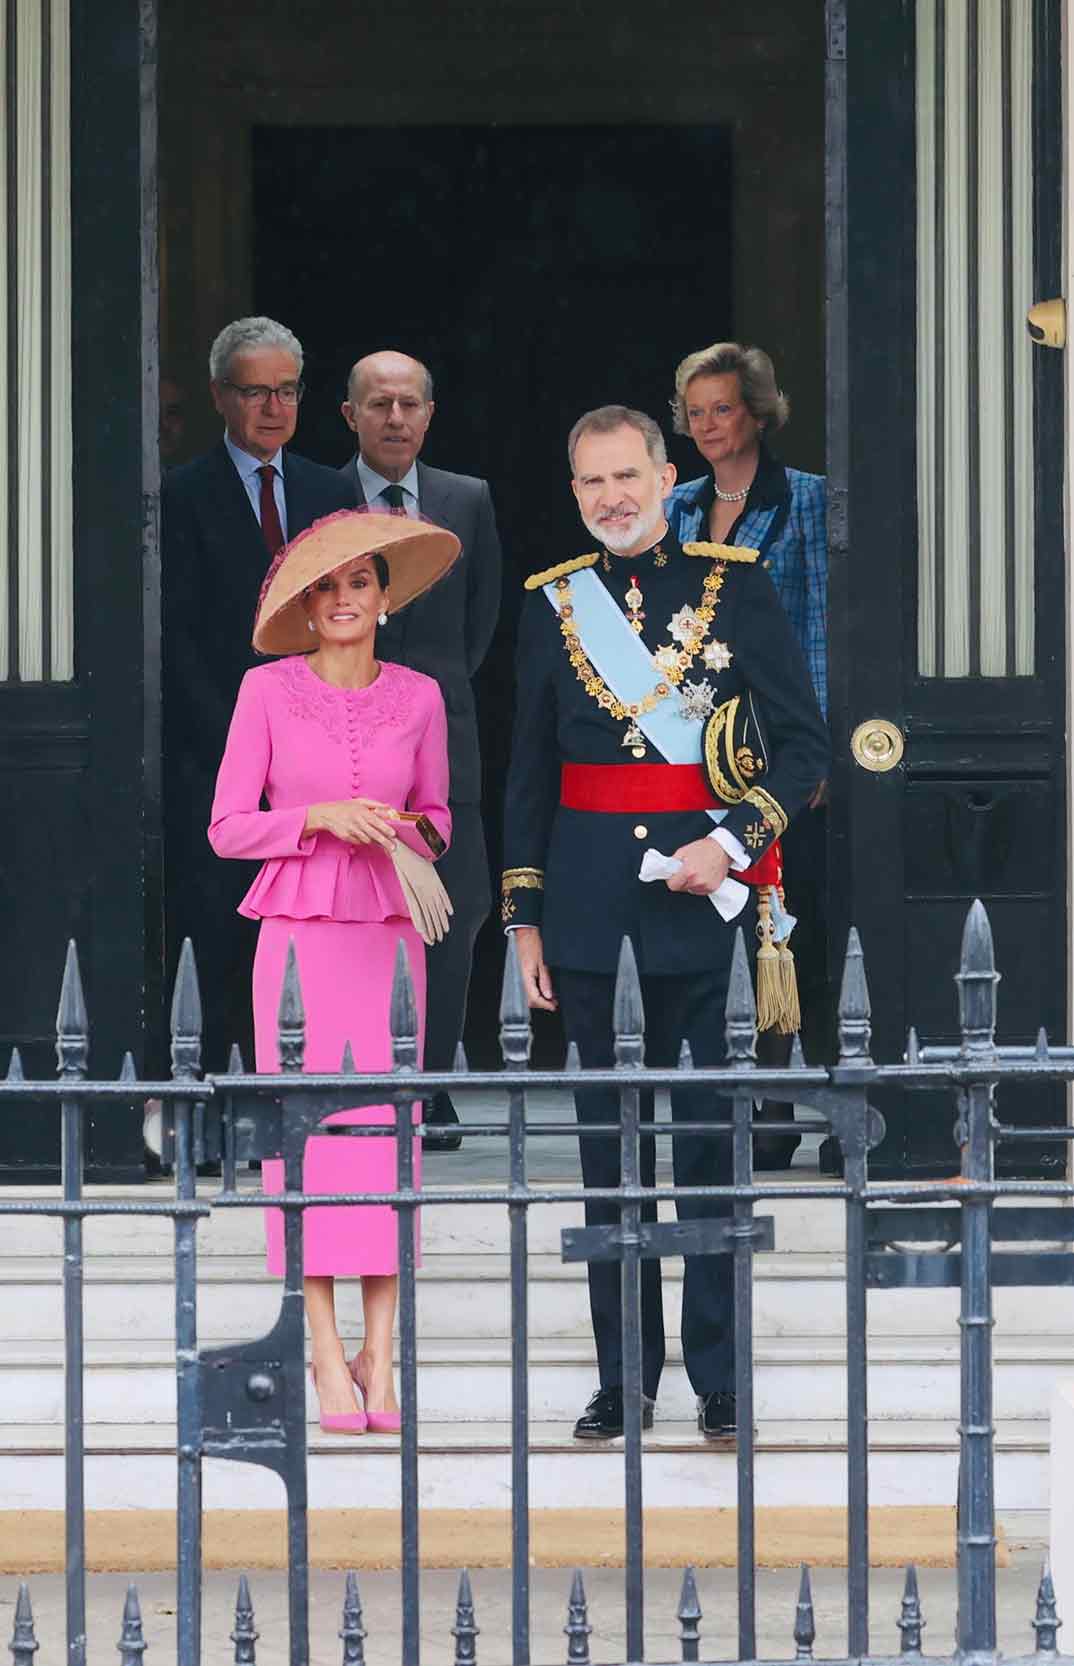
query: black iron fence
[{"left": 2, "top": 900, "right": 1074, "bottom": 1665}]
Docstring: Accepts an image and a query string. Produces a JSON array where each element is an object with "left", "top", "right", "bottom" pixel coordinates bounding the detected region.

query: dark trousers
[
  {"left": 422, "top": 802, "right": 491, "bottom": 1073},
  {"left": 555, "top": 965, "right": 735, "bottom": 1401}
]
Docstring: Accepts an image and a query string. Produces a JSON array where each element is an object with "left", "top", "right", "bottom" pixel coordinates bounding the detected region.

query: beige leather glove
[{"left": 390, "top": 839, "right": 453, "bottom": 945}]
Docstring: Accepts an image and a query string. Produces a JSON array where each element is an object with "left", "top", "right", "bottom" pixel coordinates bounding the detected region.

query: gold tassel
[
  {"left": 755, "top": 887, "right": 783, "bottom": 1032},
  {"left": 774, "top": 885, "right": 802, "bottom": 1034}
]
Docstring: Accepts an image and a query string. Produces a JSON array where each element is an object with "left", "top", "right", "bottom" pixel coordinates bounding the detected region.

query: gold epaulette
[
  {"left": 682, "top": 541, "right": 760, "bottom": 563},
  {"left": 524, "top": 553, "right": 600, "bottom": 590}
]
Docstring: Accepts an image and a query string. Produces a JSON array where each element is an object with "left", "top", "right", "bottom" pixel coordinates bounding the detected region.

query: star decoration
[
  {"left": 668, "top": 605, "right": 702, "bottom": 645},
  {"left": 703, "top": 639, "right": 734, "bottom": 672},
  {"left": 652, "top": 645, "right": 682, "bottom": 676},
  {"left": 678, "top": 679, "right": 716, "bottom": 721},
  {"left": 744, "top": 824, "right": 766, "bottom": 849}
]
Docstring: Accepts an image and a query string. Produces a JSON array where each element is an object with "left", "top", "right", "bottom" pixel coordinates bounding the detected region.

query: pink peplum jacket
[{"left": 208, "top": 656, "right": 452, "bottom": 922}]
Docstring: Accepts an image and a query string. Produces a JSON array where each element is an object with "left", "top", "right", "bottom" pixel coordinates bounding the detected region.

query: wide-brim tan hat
[{"left": 253, "top": 507, "right": 461, "bottom": 655}]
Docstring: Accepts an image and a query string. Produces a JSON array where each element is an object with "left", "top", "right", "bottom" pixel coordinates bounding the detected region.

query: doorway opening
[{"left": 158, "top": 0, "right": 826, "bottom": 1071}]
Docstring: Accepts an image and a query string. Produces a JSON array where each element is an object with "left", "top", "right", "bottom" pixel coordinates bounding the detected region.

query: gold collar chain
[{"left": 555, "top": 561, "right": 727, "bottom": 750}]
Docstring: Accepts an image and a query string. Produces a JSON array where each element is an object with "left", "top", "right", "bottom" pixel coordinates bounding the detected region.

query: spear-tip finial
[
  {"left": 565, "top": 1569, "right": 592, "bottom": 1665},
  {"left": 794, "top": 1564, "right": 816, "bottom": 1660}
]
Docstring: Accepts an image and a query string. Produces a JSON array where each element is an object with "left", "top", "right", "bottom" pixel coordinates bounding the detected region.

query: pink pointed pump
[
  {"left": 310, "top": 1360, "right": 367, "bottom": 1434},
  {"left": 349, "top": 1357, "right": 402, "bottom": 1433}
]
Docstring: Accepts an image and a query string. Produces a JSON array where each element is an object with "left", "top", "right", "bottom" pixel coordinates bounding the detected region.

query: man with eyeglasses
[
  {"left": 339, "top": 350, "right": 503, "bottom": 1151},
  {"left": 162, "top": 316, "right": 354, "bottom": 1080}
]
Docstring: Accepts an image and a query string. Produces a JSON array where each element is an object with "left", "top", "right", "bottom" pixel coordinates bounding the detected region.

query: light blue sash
[{"left": 543, "top": 568, "right": 727, "bottom": 828}]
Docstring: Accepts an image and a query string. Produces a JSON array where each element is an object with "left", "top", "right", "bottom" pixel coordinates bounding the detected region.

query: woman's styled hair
[
  {"left": 670, "top": 342, "right": 789, "bottom": 436},
  {"left": 209, "top": 316, "right": 304, "bottom": 383}
]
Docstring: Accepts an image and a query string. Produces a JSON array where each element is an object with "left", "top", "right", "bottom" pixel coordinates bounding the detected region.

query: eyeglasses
[{"left": 222, "top": 380, "right": 305, "bottom": 406}]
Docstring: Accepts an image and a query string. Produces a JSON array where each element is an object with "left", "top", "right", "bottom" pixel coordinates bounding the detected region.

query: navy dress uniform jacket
[{"left": 501, "top": 537, "right": 829, "bottom": 976}]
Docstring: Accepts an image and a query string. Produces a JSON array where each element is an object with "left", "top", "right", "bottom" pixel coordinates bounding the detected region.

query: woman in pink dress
[{"left": 209, "top": 509, "right": 459, "bottom": 1433}]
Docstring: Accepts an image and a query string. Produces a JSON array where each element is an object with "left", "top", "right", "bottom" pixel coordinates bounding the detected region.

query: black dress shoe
[
  {"left": 753, "top": 1134, "right": 802, "bottom": 1171},
  {"left": 422, "top": 1090, "right": 463, "bottom": 1152},
  {"left": 573, "top": 1386, "right": 656, "bottom": 1441},
  {"left": 752, "top": 1100, "right": 802, "bottom": 1171},
  {"left": 818, "top": 1134, "right": 844, "bottom": 1177},
  {"left": 697, "top": 1390, "right": 737, "bottom": 1439}
]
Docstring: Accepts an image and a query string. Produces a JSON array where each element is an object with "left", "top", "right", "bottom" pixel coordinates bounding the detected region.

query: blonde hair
[{"left": 671, "top": 342, "right": 789, "bottom": 436}]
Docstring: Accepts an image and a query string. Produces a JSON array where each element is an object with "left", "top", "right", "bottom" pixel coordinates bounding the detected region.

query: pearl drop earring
[
  {"left": 378, "top": 611, "right": 388, "bottom": 626},
  {"left": 307, "top": 618, "right": 316, "bottom": 633}
]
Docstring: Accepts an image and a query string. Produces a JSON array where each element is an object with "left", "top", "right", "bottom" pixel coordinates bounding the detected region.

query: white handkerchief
[{"left": 638, "top": 847, "right": 750, "bottom": 922}]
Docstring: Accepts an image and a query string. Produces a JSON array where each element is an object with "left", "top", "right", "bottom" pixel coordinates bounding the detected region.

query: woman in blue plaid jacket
[
  {"left": 665, "top": 341, "right": 829, "bottom": 1169},
  {"left": 663, "top": 341, "right": 828, "bottom": 723}
]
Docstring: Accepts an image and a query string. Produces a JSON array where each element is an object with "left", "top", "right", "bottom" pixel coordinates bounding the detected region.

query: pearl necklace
[{"left": 713, "top": 477, "right": 750, "bottom": 503}]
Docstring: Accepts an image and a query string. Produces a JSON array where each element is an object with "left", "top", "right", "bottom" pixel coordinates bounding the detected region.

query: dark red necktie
[{"left": 257, "top": 464, "right": 285, "bottom": 556}]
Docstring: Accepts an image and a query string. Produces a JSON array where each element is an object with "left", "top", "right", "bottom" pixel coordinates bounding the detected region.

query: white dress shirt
[
  {"left": 710, "top": 827, "right": 750, "bottom": 869},
  {"left": 356, "top": 454, "right": 421, "bottom": 517},
  {"left": 225, "top": 433, "right": 288, "bottom": 542}
]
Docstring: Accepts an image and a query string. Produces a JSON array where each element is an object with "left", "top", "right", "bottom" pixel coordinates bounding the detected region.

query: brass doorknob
[{"left": 851, "top": 718, "right": 905, "bottom": 772}]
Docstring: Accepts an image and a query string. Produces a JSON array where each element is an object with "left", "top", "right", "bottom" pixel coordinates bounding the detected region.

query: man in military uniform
[{"left": 502, "top": 406, "right": 828, "bottom": 1440}]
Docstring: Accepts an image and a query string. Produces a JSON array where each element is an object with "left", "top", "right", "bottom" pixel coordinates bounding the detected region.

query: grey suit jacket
[{"left": 340, "top": 456, "right": 502, "bottom": 804}]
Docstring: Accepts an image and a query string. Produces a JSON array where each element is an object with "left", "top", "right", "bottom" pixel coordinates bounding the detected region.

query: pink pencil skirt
[{"left": 256, "top": 915, "right": 425, "bottom": 1277}]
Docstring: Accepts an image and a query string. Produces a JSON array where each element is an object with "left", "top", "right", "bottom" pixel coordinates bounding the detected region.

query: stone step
[
  {"left": 0, "top": 1187, "right": 854, "bottom": 1259},
  {"left": 2, "top": 1249, "right": 1072, "bottom": 1344},
  {"left": 1, "top": 1334, "right": 1070, "bottom": 1426},
  {"left": 4, "top": 1184, "right": 1068, "bottom": 1262},
  {"left": 0, "top": 1418, "right": 1049, "bottom": 1512}
]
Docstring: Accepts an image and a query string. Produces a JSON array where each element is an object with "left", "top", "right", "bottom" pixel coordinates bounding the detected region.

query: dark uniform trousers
[
  {"left": 422, "top": 802, "right": 492, "bottom": 1073},
  {"left": 556, "top": 962, "right": 736, "bottom": 1403}
]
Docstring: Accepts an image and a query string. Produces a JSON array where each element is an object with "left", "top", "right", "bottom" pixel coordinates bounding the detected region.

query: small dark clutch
[
  {"left": 701, "top": 693, "right": 769, "bottom": 805},
  {"left": 394, "top": 811, "right": 446, "bottom": 858}
]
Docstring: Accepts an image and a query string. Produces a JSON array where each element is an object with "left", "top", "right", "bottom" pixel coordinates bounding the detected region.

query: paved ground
[{"left": 0, "top": 1551, "right": 1051, "bottom": 1663}]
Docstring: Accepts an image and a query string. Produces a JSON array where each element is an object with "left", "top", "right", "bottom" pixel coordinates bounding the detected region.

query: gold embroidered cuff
[
  {"left": 502, "top": 867, "right": 544, "bottom": 891},
  {"left": 744, "top": 786, "right": 788, "bottom": 839},
  {"left": 501, "top": 868, "right": 543, "bottom": 925}
]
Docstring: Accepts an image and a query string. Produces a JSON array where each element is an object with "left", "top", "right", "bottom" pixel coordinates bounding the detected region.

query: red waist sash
[{"left": 559, "top": 763, "right": 781, "bottom": 888}]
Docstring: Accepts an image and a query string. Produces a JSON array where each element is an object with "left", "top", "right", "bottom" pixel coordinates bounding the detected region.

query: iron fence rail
[{"left": 1, "top": 900, "right": 1072, "bottom": 1666}]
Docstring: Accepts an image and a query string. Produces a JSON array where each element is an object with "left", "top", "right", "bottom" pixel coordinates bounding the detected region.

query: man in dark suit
[
  {"left": 163, "top": 316, "right": 355, "bottom": 1070},
  {"left": 340, "top": 350, "right": 503, "bottom": 1147}
]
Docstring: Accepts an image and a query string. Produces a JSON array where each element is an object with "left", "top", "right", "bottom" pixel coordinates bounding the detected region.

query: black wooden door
[
  {"left": 0, "top": 0, "right": 160, "bottom": 1181},
  {"left": 828, "top": 0, "right": 1065, "bottom": 1177}
]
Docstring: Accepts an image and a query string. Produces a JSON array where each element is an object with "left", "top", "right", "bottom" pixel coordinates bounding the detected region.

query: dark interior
[{"left": 251, "top": 123, "right": 734, "bottom": 1062}]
